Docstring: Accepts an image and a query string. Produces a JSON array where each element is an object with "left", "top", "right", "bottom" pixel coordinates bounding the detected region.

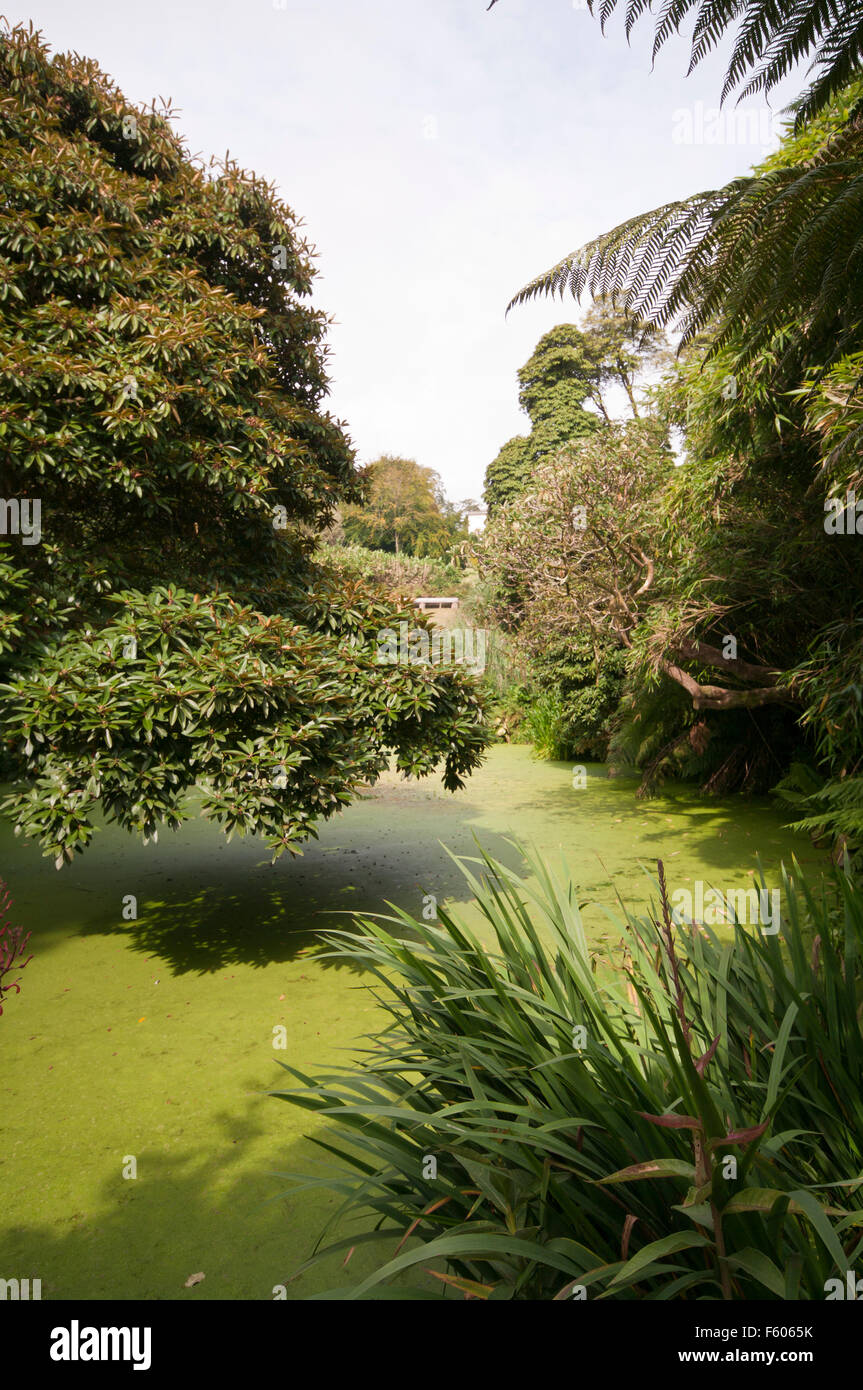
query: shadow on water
[
  {"left": 0, "top": 778, "right": 525, "bottom": 975},
  {"left": 0, "top": 1095, "right": 422, "bottom": 1300},
  {"left": 84, "top": 823, "right": 524, "bottom": 977},
  {"left": 0, "top": 755, "right": 821, "bottom": 976}
]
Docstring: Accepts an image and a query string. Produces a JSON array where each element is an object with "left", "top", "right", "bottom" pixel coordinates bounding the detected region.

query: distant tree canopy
[
  {"left": 484, "top": 307, "right": 667, "bottom": 513},
  {"left": 341, "top": 455, "right": 466, "bottom": 557},
  {"left": 0, "top": 22, "right": 490, "bottom": 866}
]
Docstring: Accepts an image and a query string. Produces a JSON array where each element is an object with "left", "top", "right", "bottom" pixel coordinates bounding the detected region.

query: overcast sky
[{"left": 10, "top": 0, "right": 801, "bottom": 502}]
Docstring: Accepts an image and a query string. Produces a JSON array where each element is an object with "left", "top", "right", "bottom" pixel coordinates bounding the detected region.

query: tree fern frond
[
  {"left": 690, "top": 0, "right": 751, "bottom": 74},
  {"left": 506, "top": 189, "right": 734, "bottom": 319},
  {"left": 570, "top": 0, "right": 863, "bottom": 123},
  {"left": 734, "top": 3, "right": 854, "bottom": 108},
  {"left": 653, "top": 0, "right": 705, "bottom": 62},
  {"left": 788, "top": 775, "right": 863, "bottom": 843},
  {"left": 622, "top": 0, "right": 662, "bottom": 41},
  {"left": 792, "top": 15, "right": 863, "bottom": 125},
  {"left": 720, "top": 0, "right": 808, "bottom": 105},
  {"left": 594, "top": 0, "right": 629, "bottom": 32},
  {"left": 510, "top": 115, "right": 863, "bottom": 367}
]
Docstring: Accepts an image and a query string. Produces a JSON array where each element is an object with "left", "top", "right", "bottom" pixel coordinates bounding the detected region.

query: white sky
[{"left": 9, "top": 0, "right": 801, "bottom": 502}]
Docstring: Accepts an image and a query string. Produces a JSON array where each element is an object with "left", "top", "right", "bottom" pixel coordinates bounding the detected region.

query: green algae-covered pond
[{"left": 0, "top": 745, "right": 822, "bottom": 1299}]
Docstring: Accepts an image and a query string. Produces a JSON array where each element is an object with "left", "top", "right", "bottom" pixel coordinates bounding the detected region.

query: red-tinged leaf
[
  {"left": 393, "top": 1195, "right": 454, "bottom": 1256},
  {"left": 342, "top": 1246, "right": 355, "bottom": 1267},
  {"left": 425, "top": 1269, "right": 495, "bottom": 1299},
  {"left": 694, "top": 1034, "right": 720, "bottom": 1075},
  {"left": 639, "top": 1111, "right": 704, "bottom": 1132},
  {"left": 599, "top": 1158, "right": 696, "bottom": 1184},
  {"left": 622, "top": 1213, "right": 638, "bottom": 1262},
  {"left": 708, "top": 1120, "right": 769, "bottom": 1149}
]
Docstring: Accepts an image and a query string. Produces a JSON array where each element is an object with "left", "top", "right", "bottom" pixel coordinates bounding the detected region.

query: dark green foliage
[
  {"left": 802, "top": 348, "right": 863, "bottom": 496},
  {"left": 612, "top": 677, "right": 801, "bottom": 798},
  {"left": 609, "top": 678, "right": 701, "bottom": 789},
  {"left": 772, "top": 612, "right": 863, "bottom": 858},
  {"left": 611, "top": 342, "right": 847, "bottom": 794},
  {"left": 0, "top": 22, "right": 490, "bottom": 863},
  {"left": 774, "top": 764, "right": 863, "bottom": 867},
  {"left": 788, "top": 779, "right": 863, "bottom": 856},
  {"left": 484, "top": 436, "right": 531, "bottom": 513},
  {"left": 504, "top": 70, "right": 863, "bottom": 822},
  {"left": 272, "top": 844, "right": 863, "bottom": 1299},
  {"left": 784, "top": 610, "right": 863, "bottom": 781},
  {"left": 484, "top": 325, "right": 601, "bottom": 514},
  {"left": 645, "top": 325, "right": 863, "bottom": 807},
  {"left": 527, "top": 634, "right": 627, "bottom": 761},
  {"left": 516, "top": 324, "right": 601, "bottom": 440}
]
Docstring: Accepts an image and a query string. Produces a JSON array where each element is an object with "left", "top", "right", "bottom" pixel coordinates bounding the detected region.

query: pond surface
[{"left": 0, "top": 745, "right": 820, "bottom": 1299}]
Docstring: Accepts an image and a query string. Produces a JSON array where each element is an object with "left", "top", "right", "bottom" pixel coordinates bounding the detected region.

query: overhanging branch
[
  {"left": 660, "top": 659, "right": 795, "bottom": 710},
  {"left": 676, "top": 639, "right": 782, "bottom": 685}
]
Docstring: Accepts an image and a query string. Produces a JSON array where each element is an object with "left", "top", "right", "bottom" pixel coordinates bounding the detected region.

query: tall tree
[
  {"left": 0, "top": 22, "right": 489, "bottom": 866},
  {"left": 485, "top": 308, "right": 666, "bottom": 512},
  {"left": 484, "top": 435, "right": 532, "bottom": 514},
  {"left": 576, "top": 302, "right": 671, "bottom": 420},
  {"left": 485, "top": 324, "right": 599, "bottom": 513}
]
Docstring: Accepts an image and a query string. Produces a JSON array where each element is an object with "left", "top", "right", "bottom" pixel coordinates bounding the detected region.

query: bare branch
[
  {"left": 659, "top": 659, "right": 796, "bottom": 710},
  {"left": 676, "top": 639, "right": 782, "bottom": 684}
]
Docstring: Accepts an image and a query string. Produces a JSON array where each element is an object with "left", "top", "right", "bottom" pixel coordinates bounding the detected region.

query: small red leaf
[
  {"left": 425, "top": 1269, "right": 494, "bottom": 1299},
  {"left": 708, "top": 1120, "right": 769, "bottom": 1149},
  {"left": 694, "top": 1034, "right": 720, "bottom": 1075},
  {"left": 622, "top": 1213, "right": 638, "bottom": 1262},
  {"left": 639, "top": 1111, "right": 704, "bottom": 1132}
]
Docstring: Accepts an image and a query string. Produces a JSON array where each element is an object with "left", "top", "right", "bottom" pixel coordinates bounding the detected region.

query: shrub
[
  {"left": 525, "top": 635, "right": 627, "bottom": 761},
  {"left": 518, "top": 689, "right": 569, "bottom": 760},
  {"left": 271, "top": 845, "right": 863, "bottom": 1299},
  {"left": 315, "top": 543, "right": 462, "bottom": 600}
]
